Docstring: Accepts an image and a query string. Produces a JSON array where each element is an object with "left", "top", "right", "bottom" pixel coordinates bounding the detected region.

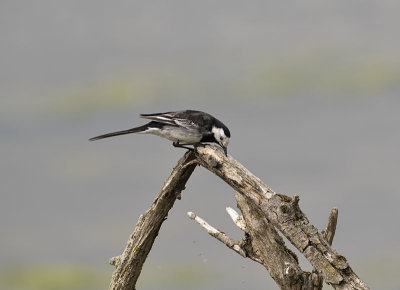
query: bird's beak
[{"left": 217, "top": 142, "right": 228, "bottom": 156}]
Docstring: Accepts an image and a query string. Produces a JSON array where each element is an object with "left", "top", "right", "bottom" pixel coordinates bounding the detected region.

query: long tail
[{"left": 89, "top": 122, "right": 153, "bottom": 141}]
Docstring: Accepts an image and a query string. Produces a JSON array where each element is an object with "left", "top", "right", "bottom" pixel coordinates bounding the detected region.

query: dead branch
[
  {"left": 187, "top": 211, "right": 247, "bottom": 258},
  {"left": 108, "top": 151, "right": 197, "bottom": 290},
  {"left": 194, "top": 145, "right": 369, "bottom": 289},
  {"left": 322, "top": 208, "right": 339, "bottom": 246},
  {"left": 108, "top": 145, "right": 369, "bottom": 290}
]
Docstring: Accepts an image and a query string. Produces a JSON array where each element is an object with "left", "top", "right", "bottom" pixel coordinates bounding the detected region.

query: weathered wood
[
  {"left": 108, "top": 145, "right": 368, "bottom": 289},
  {"left": 108, "top": 151, "right": 197, "bottom": 290},
  {"left": 187, "top": 211, "right": 248, "bottom": 258},
  {"left": 322, "top": 208, "right": 339, "bottom": 246},
  {"left": 194, "top": 145, "right": 369, "bottom": 290},
  {"left": 235, "top": 192, "right": 323, "bottom": 290}
]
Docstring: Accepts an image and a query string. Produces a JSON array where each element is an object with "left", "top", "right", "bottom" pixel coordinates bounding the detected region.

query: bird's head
[{"left": 212, "top": 125, "right": 230, "bottom": 156}]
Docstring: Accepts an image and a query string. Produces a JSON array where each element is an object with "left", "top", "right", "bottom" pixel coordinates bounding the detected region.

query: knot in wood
[
  {"left": 279, "top": 204, "right": 289, "bottom": 214},
  {"left": 206, "top": 155, "right": 220, "bottom": 168},
  {"left": 333, "top": 254, "right": 348, "bottom": 270}
]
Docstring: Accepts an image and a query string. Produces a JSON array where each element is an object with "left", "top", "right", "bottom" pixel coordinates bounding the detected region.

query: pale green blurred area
[
  {"left": 1, "top": 1, "right": 400, "bottom": 289},
  {"left": 5, "top": 53, "right": 400, "bottom": 118},
  {"left": 0, "top": 264, "right": 107, "bottom": 290},
  {"left": 0, "top": 263, "right": 218, "bottom": 290}
]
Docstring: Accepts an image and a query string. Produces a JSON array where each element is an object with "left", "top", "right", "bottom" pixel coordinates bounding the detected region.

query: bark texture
[
  {"left": 108, "top": 151, "right": 197, "bottom": 290},
  {"left": 108, "top": 145, "right": 369, "bottom": 289},
  {"left": 235, "top": 192, "right": 323, "bottom": 289},
  {"left": 194, "top": 145, "right": 369, "bottom": 290}
]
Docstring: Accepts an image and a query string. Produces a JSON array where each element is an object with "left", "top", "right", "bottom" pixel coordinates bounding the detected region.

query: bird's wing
[
  {"left": 140, "top": 111, "right": 200, "bottom": 130},
  {"left": 172, "top": 118, "right": 199, "bottom": 129},
  {"left": 140, "top": 112, "right": 178, "bottom": 126}
]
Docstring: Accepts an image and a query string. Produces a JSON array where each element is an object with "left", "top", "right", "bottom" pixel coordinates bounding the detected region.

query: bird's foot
[{"left": 173, "top": 141, "right": 194, "bottom": 151}]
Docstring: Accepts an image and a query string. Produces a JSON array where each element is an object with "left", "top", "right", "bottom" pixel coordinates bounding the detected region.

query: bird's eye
[{"left": 220, "top": 137, "right": 223, "bottom": 141}]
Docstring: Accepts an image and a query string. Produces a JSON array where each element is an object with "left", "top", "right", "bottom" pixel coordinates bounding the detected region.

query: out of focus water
[
  {"left": 1, "top": 95, "right": 400, "bottom": 289},
  {"left": 1, "top": 1, "right": 400, "bottom": 289}
]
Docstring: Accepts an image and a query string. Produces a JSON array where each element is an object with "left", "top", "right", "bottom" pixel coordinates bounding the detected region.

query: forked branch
[
  {"left": 108, "top": 145, "right": 369, "bottom": 290},
  {"left": 193, "top": 145, "right": 369, "bottom": 289}
]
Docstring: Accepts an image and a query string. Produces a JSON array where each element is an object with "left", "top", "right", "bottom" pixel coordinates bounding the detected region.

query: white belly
[{"left": 142, "top": 126, "right": 202, "bottom": 144}]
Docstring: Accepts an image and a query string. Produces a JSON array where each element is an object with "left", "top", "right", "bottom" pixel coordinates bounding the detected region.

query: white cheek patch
[
  {"left": 212, "top": 126, "right": 229, "bottom": 147},
  {"left": 212, "top": 126, "right": 224, "bottom": 140}
]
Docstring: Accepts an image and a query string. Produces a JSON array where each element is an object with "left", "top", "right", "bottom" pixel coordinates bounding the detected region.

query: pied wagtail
[{"left": 89, "top": 110, "right": 231, "bottom": 155}]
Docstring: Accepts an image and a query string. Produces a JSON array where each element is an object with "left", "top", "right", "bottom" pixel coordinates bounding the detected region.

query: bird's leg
[
  {"left": 173, "top": 141, "right": 194, "bottom": 151},
  {"left": 193, "top": 143, "right": 201, "bottom": 148}
]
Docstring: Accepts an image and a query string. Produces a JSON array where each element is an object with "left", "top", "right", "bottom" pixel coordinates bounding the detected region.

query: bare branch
[
  {"left": 108, "top": 145, "right": 368, "bottom": 290},
  {"left": 234, "top": 192, "right": 318, "bottom": 289},
  {"left": 109, "top": 151, "right": 197, "bottom": 290},
  {"left": 225, "top": 207, "right": 247, "bottom": 231},
  {"left": 311, "top": 208, "right": 339, "bottom": 289},
  {"left": 187, "top": 211, "right": 247, "bottom": 258},
  {"left": 322, "top": 207, "right": 339, "bottom": 246},
  {"left": 194, "top": 145, "right": 369, "bottom": 290}
]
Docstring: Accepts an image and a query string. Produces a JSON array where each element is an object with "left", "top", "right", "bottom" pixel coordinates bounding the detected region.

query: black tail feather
[{"left": 89, "top": 124, "right": 150, "bottom": 141}]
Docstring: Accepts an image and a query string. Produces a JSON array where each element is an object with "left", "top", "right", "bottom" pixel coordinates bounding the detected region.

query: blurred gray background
[{"left": 1, "top": 1, "right": 399, "bottom": 289}]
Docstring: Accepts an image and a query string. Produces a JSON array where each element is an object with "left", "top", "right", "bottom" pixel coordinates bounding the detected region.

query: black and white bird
[{"left": 89, "top": 110, "right": 231, "bottom": 155}]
